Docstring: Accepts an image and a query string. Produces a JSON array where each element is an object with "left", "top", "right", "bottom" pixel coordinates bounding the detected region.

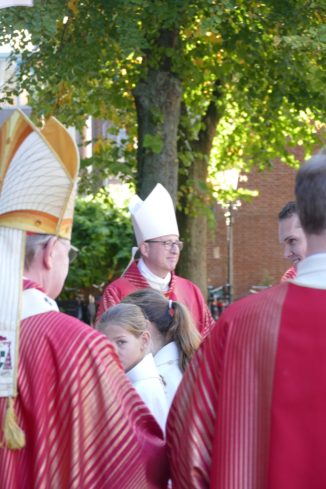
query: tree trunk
[
  {"left": 134, "top": 70, "right": 182, "bottom": 202},
  {"left": 177, "top": 87, "right": 221, "bottom": 297},
  {"left": 177, "top": 155, "right": 210, "bottom": 297}
]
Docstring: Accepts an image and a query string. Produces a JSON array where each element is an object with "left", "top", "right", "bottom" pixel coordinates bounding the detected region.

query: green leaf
[{"left": 143, "top": 133, "right": 164, "bottom": 153}]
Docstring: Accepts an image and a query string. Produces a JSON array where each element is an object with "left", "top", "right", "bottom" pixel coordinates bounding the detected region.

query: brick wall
[{"left": 207, "top": 161, "right": 298, "bottom": 299}]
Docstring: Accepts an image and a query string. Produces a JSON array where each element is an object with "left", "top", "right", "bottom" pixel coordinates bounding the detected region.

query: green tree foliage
[
  {"left": 0, "top": 0, "right": 325, "bottom": 290},
  {"left": 1, "top": 1, "right": 325, "bottom": 183},
  {"left": 63, "top": 195, "right": 134, "bottom": 295}
]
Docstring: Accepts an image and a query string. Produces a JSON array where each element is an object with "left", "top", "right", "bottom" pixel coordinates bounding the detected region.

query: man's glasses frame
[
  {"left": 58, "top": 239, "right": 79, "bottom": 264},
  {"left": 42, "top": 237, "right": 79, "bottom": 264},
  {"left": 68, "top": 244, "right": 79, "bottom": 264},
  {"left": 145, "top": 240, "right": 184, "bottom": 251}
]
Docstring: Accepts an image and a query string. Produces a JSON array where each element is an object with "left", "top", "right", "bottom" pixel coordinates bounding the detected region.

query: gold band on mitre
[
  {"left": 0, "top": 109, "right": 80, "bottom": 449},
  {"left": 0, "top": 109, "right": 79, "bottom": 239}
]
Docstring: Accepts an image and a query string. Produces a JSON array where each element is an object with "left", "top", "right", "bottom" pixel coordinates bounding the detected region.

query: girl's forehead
[
  {"left": 105, "top": 323, "right": 129, "bottom": 335},
  {"left": 103, "top": 321, "right": 144, "bottom": 339}
]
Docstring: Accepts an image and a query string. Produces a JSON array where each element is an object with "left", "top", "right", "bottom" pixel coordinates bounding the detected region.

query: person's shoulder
[
  {"left": 173, "top": 274, "right": 207, "bottom": 306},
  {"left": 221, "top": 282, "right": 288, "bottom": 322},
  {"left": 103, "top": 276, "right": 126, "bottom": 290},
  {"left": 204, "top": 283, "right": 289, "bottom": 349},
  {"left": 173, "top": 273, "right": 201, "bottom": 291},
  {"left": 47, "top": 310, "right": 90, "bottom": 327},
  {"left": 22, "top": 310, "right": 118, "bottom": 369},
  {"left": 281, "top": 266, "right": 297, "bottom": 282},
  {"left": 100, "top": 276, "right": 130, "bottom": 304},
  {"left": 102, "top": 265, "right": 139, "bottom": 291},
  {"left": 38, "top": 310, "right": 110, "bottom": 345}
]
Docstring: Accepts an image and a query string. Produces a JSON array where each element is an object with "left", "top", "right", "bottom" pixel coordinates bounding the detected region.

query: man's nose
[
  {"left": 170, "top": 244, "right": 180, "bottom": 253},
  {"left": 284, "top": 245, "right": 292, "bottom": 259}
]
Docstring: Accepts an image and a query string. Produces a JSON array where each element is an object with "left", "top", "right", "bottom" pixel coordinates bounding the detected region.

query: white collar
[
  {"left": 154, "top": 341, "right": 179, "bottom": 366},
  {"left": 294, "top": 253, "right": 326, "bottom": 289},
  {"left": 127, "top": 353, "right": 160, "bottom": 383},
  {"left": 22, "top": 288, "right": 59, "bottom": 320},
  {"left": 138, "top": 258, "right": 171, "bottom": 292}
]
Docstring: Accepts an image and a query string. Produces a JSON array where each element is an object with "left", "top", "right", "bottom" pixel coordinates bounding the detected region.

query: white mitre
[{"left": 129, "top": 183, "right": 179, "bottom": 245}]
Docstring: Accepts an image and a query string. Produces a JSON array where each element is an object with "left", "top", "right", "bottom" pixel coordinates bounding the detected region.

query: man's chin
[{"left": 167, "top": 263, "right": 178, "bottom": 272}]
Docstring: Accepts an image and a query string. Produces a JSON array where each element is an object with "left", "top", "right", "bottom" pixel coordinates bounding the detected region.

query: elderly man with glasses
[
  {"left": 0, "top": 111, "right": 168, "bottom": 489},
  {"left": 96, "top": 184, "right": 214, "bottom": 337}
]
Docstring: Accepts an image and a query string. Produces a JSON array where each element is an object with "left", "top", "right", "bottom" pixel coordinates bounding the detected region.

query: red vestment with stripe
[
  {"left": 280, "top": 266, "right": 297, "bottom": 282},
  {"left": 96, "top": 261, "right": 214, "bottom": 337},
  {"left": 167, "top": 282, "right": 326, "bottom": 488},
  {"left": 0, "top": 280, "right": 169, "bottom": 488}
]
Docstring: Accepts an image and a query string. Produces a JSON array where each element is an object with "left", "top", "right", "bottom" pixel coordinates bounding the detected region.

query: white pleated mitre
[
  {"left": 0, "top": 132, "right": 74, "bottom": 218},
  {"left": 129, "top": 183, "right": 179, "bottom": 245}
]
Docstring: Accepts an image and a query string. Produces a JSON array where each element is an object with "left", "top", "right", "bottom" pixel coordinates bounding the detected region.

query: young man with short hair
[
  {"left": 167, "top": 151, "right": 326, "bottom": 489},
  {"left": 278, "top": 200, "right": 307, "bottom": 281}
]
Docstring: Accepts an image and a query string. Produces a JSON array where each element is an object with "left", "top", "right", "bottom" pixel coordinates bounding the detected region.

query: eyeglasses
[
  {"left": 36, "top": 236, "right": 79, "bottom": 264},
  {"left": 68, "top": 244, "right": 79, "bottom": 264},
  {"left": 145, "top": 240, "right": 184, "bottom": 251},
  {"left": 57, "top": 238, "right": 79, "bottom": 263}
]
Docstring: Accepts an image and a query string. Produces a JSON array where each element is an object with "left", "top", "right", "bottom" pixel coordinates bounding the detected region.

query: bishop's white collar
[
  {"left": 22, "top": 288, "right": 59, "bottom": 319},
  {"left": 138, "top": 258, "right": 171, "bottom": 292}
]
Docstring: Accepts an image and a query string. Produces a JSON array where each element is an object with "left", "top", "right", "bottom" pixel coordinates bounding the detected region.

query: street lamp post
[
  {"left": 224, "top": 201, "right": 240, "bottom": 303},
  {"left": 216, "top": 169, "right": 241, "bottom": 304},
  {"left": 225, "top": 204, "right": 233, "bottom": 303}
]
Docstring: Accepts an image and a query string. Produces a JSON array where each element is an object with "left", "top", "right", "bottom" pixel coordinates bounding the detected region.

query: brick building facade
[{"left": 207, "top": 161, "right": 298, "bottom": 300}]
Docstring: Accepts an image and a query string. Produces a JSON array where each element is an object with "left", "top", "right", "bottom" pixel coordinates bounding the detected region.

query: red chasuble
[
  {"left": 96, "top": 261, "right": 214, "bottom": 336},
  {"left": 0, "top": 281, "right": 169, "bottom": 489},
  {"left": 167, "top": 282, "right": 326, "bottom": 489}
]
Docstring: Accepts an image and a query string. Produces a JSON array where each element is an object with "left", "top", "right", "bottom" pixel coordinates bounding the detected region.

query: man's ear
[
  {"left": 139, "top": 241, "right": 149, "bottom": 258},
  {"left": 43, "top": 237, "right": 57, "bottom": 270}
]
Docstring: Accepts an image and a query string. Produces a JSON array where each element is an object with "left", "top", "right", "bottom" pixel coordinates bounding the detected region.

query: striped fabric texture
[
  {"left": 167, "top": 283, "right": 288, "bottom": 489},
  {"left": 0, "top": 283, "right": 169, "bottom": 488}
]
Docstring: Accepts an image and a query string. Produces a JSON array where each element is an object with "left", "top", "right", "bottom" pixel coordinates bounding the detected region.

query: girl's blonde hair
[
  {"left": 122, "top": 288, "right": 201, "bottom": 371},
  {"left": 97, "top": 303, "right": 148, "bottom": 337}
]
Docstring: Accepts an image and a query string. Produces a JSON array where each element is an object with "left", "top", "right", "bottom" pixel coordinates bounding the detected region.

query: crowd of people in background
[
  {"left": 58, "top": 293, "right": 99, "bottom": 326},
  {"left": 2, "top": 109, "right": 326, "bottom": 488}
]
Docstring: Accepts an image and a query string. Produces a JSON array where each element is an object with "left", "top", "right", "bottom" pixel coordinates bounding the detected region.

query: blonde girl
[
  {"left": 122, "top": 288, "right": 202, "bottom": 407},
  {"left": 97, "top": 303, "right": 168, "bottom": 431}
]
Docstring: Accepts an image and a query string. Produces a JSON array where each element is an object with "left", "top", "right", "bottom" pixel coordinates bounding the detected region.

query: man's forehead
[{"left": 279, "top": 215, "right": 303, "bottom": 241}]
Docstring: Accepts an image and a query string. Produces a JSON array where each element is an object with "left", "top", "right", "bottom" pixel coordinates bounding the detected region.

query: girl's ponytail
[
  {"left": 167, "top": 301, "right": 201, "bottom": 371},
  {"left": 121, "top": 288, "right": 202, "bottom": 371}
]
